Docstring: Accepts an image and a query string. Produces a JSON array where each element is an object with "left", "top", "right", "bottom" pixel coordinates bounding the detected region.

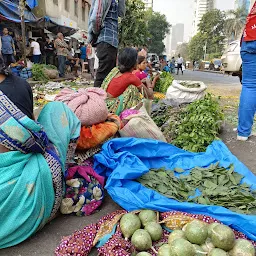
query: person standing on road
[
  {"left": 1, "top": 28, "right": 16, "bottom": 66},
  {"left": 237, "top": 2, "right": 256, "bottom": 141},
  {"left": 88, "top": 0, "right": 126, "bottom": 87},
  {"left": 176, "top": 54, "right": 184, "bottom": 75},
  {"left": 29, "top": 38, "right": 41, "bottom": 64},
  {"left": 55, "top": 33, "right": 69, "bottom": 78}
]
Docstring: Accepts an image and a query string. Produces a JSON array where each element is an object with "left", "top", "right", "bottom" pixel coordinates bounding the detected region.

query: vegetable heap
[
  {"left": 32, "top": 64, "right": 58, "bottom": 82},
  {"left": 154, "top": 72, "right": 174, "bottom": 93},
  {"left": 180, "top": 81, "right": 201, "bottom": 88},
  {"left": 172, "top": 93, "right": 224, "bottom": 152},
  {"left": 137, "top": 163, "right": 256, "bottom": 215},
  {"left": 119, "top": 211, "right": 255, "bottom": 256}
]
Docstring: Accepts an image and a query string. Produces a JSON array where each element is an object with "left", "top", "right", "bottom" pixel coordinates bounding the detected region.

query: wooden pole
[{"left": 19, "top": 0, "right": 27, "bottom": 66}]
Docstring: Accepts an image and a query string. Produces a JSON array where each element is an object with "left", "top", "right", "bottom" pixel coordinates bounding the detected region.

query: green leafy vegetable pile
[
  {"left": 137, "top": 163, "right": 256, "bottom": 215},
  {"left": 154, "top": 72, "right": 174, "bottom": 93},
  {"left": 32, "top": 64, "right": 57, "bottom": 82},
  {"left": 180, "top": 81, "right": 201, "bottom": 88},
  {"left": 172, "top": 94, "right": 224, "bottom": 152}
]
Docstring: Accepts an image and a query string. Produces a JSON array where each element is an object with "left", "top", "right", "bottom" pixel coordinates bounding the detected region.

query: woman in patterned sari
[
  {"left": 0, "top": 57, "right": 81, "bottom": 248},
  {"left": 101, "top": 48, "right": 154, "bottom": 115}
]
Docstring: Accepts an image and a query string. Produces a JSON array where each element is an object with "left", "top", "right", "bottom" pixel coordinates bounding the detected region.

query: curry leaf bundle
[{"left": 137, "top": 163, "right": 256, "bottom": 215}]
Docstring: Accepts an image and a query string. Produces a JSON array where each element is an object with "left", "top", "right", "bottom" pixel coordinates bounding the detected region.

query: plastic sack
[
  {"left": 166, "top": 80, "right": 207, "bottom": 104},
  {"left": 94, "top": 138, "right": 256, "bottom": 241},
  {"left": 119, "top": 107, "right": 166, "bottom": 142}
]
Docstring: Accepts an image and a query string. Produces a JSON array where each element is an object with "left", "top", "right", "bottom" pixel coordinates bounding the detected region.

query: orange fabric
[{"left": 77, "top": 114, "right": 121, "bottom": 150}]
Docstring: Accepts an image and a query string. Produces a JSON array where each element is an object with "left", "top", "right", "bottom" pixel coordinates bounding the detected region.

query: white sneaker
[{"left": 237, "top": 135, "right": 248, "bottom": 141}]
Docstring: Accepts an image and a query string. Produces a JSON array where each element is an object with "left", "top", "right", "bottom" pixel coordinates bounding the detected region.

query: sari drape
[{"left": 0, "top": 91, "right": 81, "bottom": 248}]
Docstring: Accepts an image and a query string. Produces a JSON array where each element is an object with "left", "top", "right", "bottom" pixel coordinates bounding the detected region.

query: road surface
[
  {"left": 174, "top": 70, "right": 241, "bottom": 86},
  {"left": 1, "top": 71, "right": 255, "bottom": 256}
]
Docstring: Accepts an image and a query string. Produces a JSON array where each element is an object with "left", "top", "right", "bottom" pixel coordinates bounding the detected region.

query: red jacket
[{"left": 244, "top": 2, "right": 256, "bottom": 41}]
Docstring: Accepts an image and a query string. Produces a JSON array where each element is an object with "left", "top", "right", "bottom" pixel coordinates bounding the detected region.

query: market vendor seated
[
  {"left": 101, "top": 48, "right": 154, "bottom": 115},
  {"left": 0, "top": 56, "right": 80, "bottom": 248},
  {"left": 133, "top": 55, "right": 159, "bottom": 88},
  {"left": 66, "top": 51, "right": 80, "bottom": 76}
]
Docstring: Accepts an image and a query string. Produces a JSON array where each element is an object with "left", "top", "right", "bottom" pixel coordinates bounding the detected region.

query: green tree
[
  {"left": 119, "top": 0, "right": 149, "bottom": 48},
  {"left": 224, "top": 6, "right": 247, "bottom": 41},
  {"left": 147, "top": 10, "right": 171, "bottom": 55},
  {"left": 188, "top": 33, "right": 207, "bottom": 61},
  {"left": 176, "top": 43, "right": 189, "bottom": 61},
  {"left": 189, "top": 9, "right": 226, "bottom": 61}
]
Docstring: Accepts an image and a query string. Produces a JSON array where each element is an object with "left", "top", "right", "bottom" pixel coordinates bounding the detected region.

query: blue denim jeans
[
  {"left": 58, "top": 55, "right": 66, "bottom": 77},
  {"left": 238, "top": 40, "right": 256, "bottom": 137}
]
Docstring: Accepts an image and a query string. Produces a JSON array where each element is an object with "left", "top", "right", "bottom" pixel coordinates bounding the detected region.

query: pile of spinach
[
  {"left": 172, "top": 94, "right": 224, "bottom": 152},
  {"left": 154, "top": 72, "right": 174, "bottom": 93},
  {"left": 32, "top": 64, "right": 57, "bottom": 82},
  {"left": 137, "top": 163, "right": 256, "bottom": 215}
]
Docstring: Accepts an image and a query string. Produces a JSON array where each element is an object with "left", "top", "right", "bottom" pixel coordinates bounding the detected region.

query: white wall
[{"left": 44, "top": 0, "right": 91, "bottom": 31}]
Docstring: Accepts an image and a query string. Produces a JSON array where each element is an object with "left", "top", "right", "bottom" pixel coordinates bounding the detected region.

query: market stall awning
[
  {"left": 0, "top": 0, "right": 38, "bottom": 23},
  {"left": 43, "top": 16, "right": 77, "bottom": 36}
]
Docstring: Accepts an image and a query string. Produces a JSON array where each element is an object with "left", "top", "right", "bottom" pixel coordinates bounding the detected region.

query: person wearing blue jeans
[
  {"left": 237, "top": 3, "right": 256, "bottom": 141},
  {"left": 238, "top": 40, "right": 256, "bottom": 140},
  {"left": 58, "top": 55, "right": 66, "bottom": 77}
]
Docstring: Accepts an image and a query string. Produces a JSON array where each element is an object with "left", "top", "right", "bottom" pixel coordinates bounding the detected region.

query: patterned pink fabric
[
  {"left": 55, "top": 88, "right": 108, "bottom": 126},
  {"left": 120, "top": 109, "right": 140, "bottom": 121}
]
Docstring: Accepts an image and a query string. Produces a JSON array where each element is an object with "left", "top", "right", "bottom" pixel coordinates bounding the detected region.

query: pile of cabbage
[{"left": 120, "top": 211, "right": 255, "bottom": 256}]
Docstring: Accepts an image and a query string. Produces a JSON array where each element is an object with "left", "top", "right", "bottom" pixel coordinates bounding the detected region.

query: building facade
[
  {"left": 171, "top": 23, "right": 184, "bottom": 52},
  {"left": 34, "top": 0, "right": 91, "bottom": 32},
  {"left": 142, "top": 0, "right": 154, "bottom": 9},
  {"left": 236, "top": 0, "right": 251, "bottom": 12},
  {"left": 193, "top": 0, "right": 214, "bottom": 36}
]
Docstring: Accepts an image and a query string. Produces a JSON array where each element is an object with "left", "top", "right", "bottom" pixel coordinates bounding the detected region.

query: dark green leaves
[{"left": 137, "top": 164, "right": 256, "bottom": 215}]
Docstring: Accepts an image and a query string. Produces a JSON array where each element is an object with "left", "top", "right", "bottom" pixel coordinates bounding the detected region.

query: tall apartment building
[
  {"left": 142, "top": 0, "right": 154, "bottom": 9},
  {"left": 171, "top": 23, "right": 185, "bottom": 52},
  {"left": 193, "top": 0, "right": 214, "bottom": 36},
  {"left": 236, "top": 0, "right": 251, "bottom": 12}
]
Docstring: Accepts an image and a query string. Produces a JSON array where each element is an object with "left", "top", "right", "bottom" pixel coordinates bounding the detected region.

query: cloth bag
[
  {"left": 166, "top": 80, "right": 207, "bottom": 104},
  {"left": 119, "top": 106, "right": 166, "bottom": 142},
  {"left": 55, "top": 87, "right": 108, "bottom": 126}
]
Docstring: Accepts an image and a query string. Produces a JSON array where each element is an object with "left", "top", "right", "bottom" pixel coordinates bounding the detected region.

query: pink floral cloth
[{"left": 60, "top": 166, "right": 105, "bottom": 216}]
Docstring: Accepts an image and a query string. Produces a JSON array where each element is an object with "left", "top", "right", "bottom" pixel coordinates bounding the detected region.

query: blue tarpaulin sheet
[
  {"left": 0, "top": 0, "right": 38, "bottom": 22},
  {"left": 94, "top": 138, "right": 256, "bottom": 241}
]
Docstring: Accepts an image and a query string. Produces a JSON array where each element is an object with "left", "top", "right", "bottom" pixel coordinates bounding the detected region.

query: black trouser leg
[{"left": 94, "top": 42, "right": 117, "bottom": 87}]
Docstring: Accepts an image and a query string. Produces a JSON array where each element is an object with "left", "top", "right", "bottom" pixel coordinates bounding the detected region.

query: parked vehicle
[
  {"left": 213, "top": 59, "right": 222, "bottom": 71},
  {"left": 221, "top": 40, "right": 242, "bottom": 80},
  {"left": 147, "top": 53, "right": 160, "bottom": 71},
  {"left": 204, "top": 61, "right": 210, "bottom": 70}
]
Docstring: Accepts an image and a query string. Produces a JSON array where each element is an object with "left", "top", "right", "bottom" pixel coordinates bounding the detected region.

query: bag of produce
[
  {"left": 166, "top": 80, "right": 207, "bottom": 104},
  {"left": 43, "top": 68, "right": 59, "bottom": 79},
  {"left": 119, "top": 106, "right": 166, "bottom": 142}
]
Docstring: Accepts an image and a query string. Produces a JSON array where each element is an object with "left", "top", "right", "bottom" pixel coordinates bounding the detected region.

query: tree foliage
[
  {"left": 119, "top": 0, "right": 149, "bottom": 48},
  {"left": 224, "top": 6, "right": 247, "bottom": 41},
  {"left": 147, "top": 10, "right": 171, "bottom": 55},
  {"left": 189, "top": 9, "right": 226, "bottom": 60},
  {"left": 119, "top": 1, "right": 170, "bottom": 55},
  {"left": 188, "top": 33, "right": 207, "bottom": 61},
  {"left": 176, "top": 43, "right": 189, "bottom": 61}
]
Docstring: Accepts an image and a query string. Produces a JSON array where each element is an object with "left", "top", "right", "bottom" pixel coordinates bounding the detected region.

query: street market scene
[{"left": 1, "top": 0, "right": 256, "bottom": 255}]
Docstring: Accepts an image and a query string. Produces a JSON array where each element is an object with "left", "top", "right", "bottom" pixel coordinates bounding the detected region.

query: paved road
[
  {"left": 2, "top": 70, "right": 255, "bottom": 256},
  {"left": 174, "top": 70, "right": 241, "bottom": 86}
]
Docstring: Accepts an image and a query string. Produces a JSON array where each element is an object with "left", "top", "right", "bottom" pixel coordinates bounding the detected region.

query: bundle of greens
[
  {"left": 172, "top": 94, "right": 224, "bottom": 152},
  {"left": 137, "top": 163, "right": 256, "bottom": 215},
  {"left": 32, "top": 64, "right": 57, "bottom": 82},
  {"left": 154, "top": 72, "right": 174, "bottom": 94},
  {"left": 180, "top": 81, "right": 201, "bottom": 88}
]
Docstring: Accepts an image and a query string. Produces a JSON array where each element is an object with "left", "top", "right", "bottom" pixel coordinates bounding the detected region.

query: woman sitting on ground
[
  {"left": 133, "top": 55, "right": 159, "bottom": 87},
  {"left": 0, "top": 57, "right": 80, "bottom": 248},
  {"left": 101, "top": 48, "right": 154, "bottom": 115}
]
